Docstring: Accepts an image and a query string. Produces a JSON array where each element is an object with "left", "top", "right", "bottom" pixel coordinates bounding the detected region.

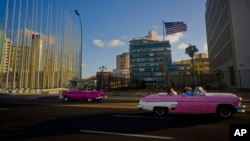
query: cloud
[
  {"left": 93, "top": 39, "right": 105, "bottom": 48},
  {"left": 107, "top": 39, "right": 125, "bottom": 47},
  {"left": 82, "top": 64, "right": 85, "bottom": 68},
  {"left": 177, "top": 43, "right": 189, "bottom": 49},
  {"left": 203, "top": 43, "right": 208, "bottom": 52},
  {"left": 93, "top": 39, "right": 125, "bottom": 48},
  {"left": 158, "top": 32, "right": 184, "bottom": 44},
  {"left": 166, "top": 33, "right": 184, "bottom": 44}
]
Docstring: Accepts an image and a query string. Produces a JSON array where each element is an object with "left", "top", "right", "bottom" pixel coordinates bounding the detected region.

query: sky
[{"left": 0, "top": 0, "right": 208, "bottom": 78}]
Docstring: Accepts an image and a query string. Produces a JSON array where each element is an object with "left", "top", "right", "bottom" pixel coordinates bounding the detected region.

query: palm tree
[{"left": 185, "top": 44, "right": 199, "bottom": 89}]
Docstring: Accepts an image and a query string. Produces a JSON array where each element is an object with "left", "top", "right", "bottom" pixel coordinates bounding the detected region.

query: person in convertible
[
  {"left": 168, "top": 87, "right": 177, "bottom": 95},
  {"left": 183, "top": 87, "right": 194, "bottom": 96}
]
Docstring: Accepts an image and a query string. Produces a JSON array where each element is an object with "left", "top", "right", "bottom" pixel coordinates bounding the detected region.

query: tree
[
  {"left": 185, "top": 44, "right": 199, "bottom": 89},
  {"left": 160, "top": 63, "right": 166, "bottom": 74}
]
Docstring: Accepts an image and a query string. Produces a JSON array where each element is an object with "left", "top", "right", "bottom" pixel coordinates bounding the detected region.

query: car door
[
  {"left": 178, "top": 94, "right": 208, "bottom": 113},
  {"left": 67, "top": 91, "right": 78, "bottom": 100}
]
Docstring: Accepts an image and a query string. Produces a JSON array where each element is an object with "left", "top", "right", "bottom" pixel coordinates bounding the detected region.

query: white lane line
[
  {"left": 80, "top": 129, "right": 174, "bottom": 140},
  {"left": 112, "top": 114, "right": 175, "bottom": 119}
]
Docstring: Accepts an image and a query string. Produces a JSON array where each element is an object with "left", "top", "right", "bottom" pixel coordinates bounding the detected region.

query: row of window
[
  {"left": 195, "top": 59, "right": 209, "bottom": 63},
  {"left": 130, "top": 52, "right": 171, "bottom": 58},
  {"left": 130, "top": 57, "right": 170, "bottom": 63},
  {"left": 131, "top": 72, "right": 165, "bottom": 77},
  {"left": 130, "top": 47, "right": 170, "bottom": 54},
  {"left": 206, "top": 0, "right": 227, "bottom": 36},
  {"left": 130, "top": 63, "right": 162, "bottom": 68},
  {"left": 194, "top": 64, "right": 209, "bottom": 68}
]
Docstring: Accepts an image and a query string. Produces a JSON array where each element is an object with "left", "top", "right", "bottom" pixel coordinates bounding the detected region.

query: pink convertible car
[
  {"left": 59, "top": 90, "right": 107, "bottom": 102},
  {"left": 137, "top": 87, "right": 246, "bottom": 118}
]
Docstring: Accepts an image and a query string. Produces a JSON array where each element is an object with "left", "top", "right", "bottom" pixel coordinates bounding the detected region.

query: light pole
[
  {"left": 99, "top": 65, "right": 107, "bottom": 90},
  {"left": 74, "top": 10, "right": 83, "bottom": 85}
]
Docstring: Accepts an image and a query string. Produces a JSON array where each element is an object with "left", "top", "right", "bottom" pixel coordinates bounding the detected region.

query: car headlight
[{"left": 238, "top": 97, "right": 242, "bottom": 101}]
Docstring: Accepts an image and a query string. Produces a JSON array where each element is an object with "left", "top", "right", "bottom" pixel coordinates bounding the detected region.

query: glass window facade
[{"left": 129, "top": 39, "right": 172, "bottom": 84}]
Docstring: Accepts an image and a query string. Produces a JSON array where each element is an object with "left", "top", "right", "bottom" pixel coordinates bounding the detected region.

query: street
[{"left": 0, "top": 95, "right": 250, "bottom": 141}]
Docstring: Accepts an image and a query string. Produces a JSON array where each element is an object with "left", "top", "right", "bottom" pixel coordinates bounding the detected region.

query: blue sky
[{"left": 0, "top": 0, "right": 207, "bottom": 78}]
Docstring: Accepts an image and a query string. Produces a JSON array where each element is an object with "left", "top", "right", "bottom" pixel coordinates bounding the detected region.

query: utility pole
[
  {"left": 99, "top": 65, "right": 107, "bottom": 90},
  {"left": 74, "top": 10, "right": 83, "bottom": 87}
]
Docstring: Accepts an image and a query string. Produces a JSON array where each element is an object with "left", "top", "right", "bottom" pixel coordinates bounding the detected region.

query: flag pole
[
  {"left": 162, "top": 20, "right": 165, "bottom": 41},
  {"left": 162, "top": 20, "right": 168, "bottom": 90}
]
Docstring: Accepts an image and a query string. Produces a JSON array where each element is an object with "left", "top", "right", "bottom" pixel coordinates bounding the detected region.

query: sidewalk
[
  {"left": 0, "top": 88, "right": 250, "bottom": 103},
  {"left": 1, "top": 92, "right": 249, "bottom": 103}
]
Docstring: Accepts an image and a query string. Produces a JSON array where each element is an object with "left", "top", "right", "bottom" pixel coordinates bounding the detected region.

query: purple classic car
[
  {"left": 59, "top": 90, "right": 107, "bottom": 102},
  {"left": 137, "top": 87, "right": 246, "bottom": 118}
]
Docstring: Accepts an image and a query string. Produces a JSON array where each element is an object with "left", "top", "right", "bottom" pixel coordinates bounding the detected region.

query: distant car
[
  {"left": 59, "top": 90, "right": 107, "bottom": 102},
  {"left": 137, "top": 87, "right": 246, "bottom": 118}
]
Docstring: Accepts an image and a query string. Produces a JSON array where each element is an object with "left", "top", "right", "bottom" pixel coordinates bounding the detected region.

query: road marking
[
  {"left": 80, "top": 129, "right": 174, "bottom": 140},
  {"left": 112, "top": 114, "right": 175, "bottom": 119},
  {"left": 57, "top": 103, "right": 137, "bottom": 109}
]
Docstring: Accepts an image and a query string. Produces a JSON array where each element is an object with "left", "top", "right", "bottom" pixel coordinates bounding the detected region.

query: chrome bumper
[
  {"left": 59, "top": 93, "right": 63, "bottom": 100},
  {"left": 137, "top": 104, "right": 142, "bottom": 110},
  {"left": 236, "top": 105, "right": 246, "bottom": 113}
]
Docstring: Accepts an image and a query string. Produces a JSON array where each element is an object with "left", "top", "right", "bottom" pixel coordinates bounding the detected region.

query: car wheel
[
  {"left": 154, "top": 107, "right": 168, "bottom": 116},
  {"left": 87, "top": 98, "right": 93, "bottom": 102},
  {"left": 63, "top": 96, "right": 70, "bottom": 102},
  {"left": 217, "top": 106, "right": 233, "bottom": 119}
]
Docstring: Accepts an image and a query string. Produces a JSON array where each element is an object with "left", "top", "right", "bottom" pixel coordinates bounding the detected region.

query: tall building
[
  {"left": 29, "top": 34, "right": 43, "bottom": 88},
  {"left": 129, "top": 30, "right": 189, "bottom": 89},
  {"left": 205, "top": 0, "right": 250, "bottom": 88},
  {"left": 1, "top": 37, "right": 11, "bottom": 73},
  {"left": 114, "top": 52, "right": 130, "bottom": 78}
]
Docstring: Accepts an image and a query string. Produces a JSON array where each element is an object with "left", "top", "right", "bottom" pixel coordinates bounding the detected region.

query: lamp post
[
  {"left": 74, "top": 10, "right": 83, "bottom": 85},
  {"left": 99, "top": 65, "right": 107, "bottom": 90}
]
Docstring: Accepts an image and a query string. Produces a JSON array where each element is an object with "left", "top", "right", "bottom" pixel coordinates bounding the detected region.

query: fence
[{"left": 95, "top": 70, "right": 250, "bottom": 91}]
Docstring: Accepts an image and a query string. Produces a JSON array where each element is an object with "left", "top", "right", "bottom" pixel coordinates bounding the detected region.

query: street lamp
[
  {"left": 99, "top": 65, "right": 107, "bottom": 90},
  {"left": 74, "top": 10, "right": 83, "bottom": 85}
]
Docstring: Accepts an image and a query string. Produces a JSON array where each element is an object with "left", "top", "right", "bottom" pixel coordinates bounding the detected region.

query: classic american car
[
  {"left": 59, "top": 90, "right": 107, "bottom": 102},
  {"left": 137, "top": 87, "right": 246, "bottom": 118}
]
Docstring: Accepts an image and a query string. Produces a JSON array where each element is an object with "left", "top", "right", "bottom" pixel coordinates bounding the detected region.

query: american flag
[
  {"left": 32, "top": 34, "right": 40, "bottom": 39},
  {"left": 165, "top": 22, "right": 187, "bottom": 35}
]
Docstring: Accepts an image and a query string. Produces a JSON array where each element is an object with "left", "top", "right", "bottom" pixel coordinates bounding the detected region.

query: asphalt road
[{"left": 0, "top": 95, "right": 250, "bottom": 141}]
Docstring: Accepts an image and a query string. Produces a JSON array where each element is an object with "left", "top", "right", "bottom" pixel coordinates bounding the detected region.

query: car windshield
[{"left": 195, "top": 87, "right": 207, "bottom": 95}]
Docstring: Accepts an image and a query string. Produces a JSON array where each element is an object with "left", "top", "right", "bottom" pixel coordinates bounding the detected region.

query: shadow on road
[{"left": 1, "top": 107, "right": 227, "bottom": 141}]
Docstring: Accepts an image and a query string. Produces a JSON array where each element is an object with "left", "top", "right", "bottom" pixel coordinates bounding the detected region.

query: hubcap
[
  {"left": 155, "top": 107, "right": 165, "bottom": 116},
  {"left": 220, "top": 108, "right": 231, "bottom": 117},
  {"left": 64, "top": 97, "right": 68, "bottom": 102}
]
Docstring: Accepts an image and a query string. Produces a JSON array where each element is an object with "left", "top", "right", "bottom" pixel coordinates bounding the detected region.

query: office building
[
  {"left": 205, "top": 0, "right": 250, "bottom": 88},
  {"left": 129, "top": 30, "right": 189, "bottom": 89}
]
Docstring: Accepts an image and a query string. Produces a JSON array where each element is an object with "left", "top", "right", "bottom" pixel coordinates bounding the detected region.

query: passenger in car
[
  {"left": 168, "top": 87, "right": 177, "bottom": 95},
  {"left": 184, "top": 87, "right": 194, "bottom": 96}
]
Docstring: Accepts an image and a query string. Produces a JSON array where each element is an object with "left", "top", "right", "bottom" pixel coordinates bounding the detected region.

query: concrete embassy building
[
  {"left": 205, "top": 0, "right": 250, "bottom": 88},
  {"left": 129, "top": 30, "right": 189, "bottom": 89}
]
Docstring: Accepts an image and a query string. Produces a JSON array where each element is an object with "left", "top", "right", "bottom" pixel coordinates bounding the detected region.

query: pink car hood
[{"left": 206, "top": 93, "right": 240, "bottom": 102}]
